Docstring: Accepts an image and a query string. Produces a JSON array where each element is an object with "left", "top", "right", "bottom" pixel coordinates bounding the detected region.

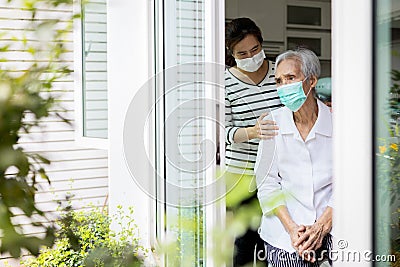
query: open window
[
  {"left": 74, "top": 0, "right": 108, "bottom": 149},
  {"left": 153, "top": 0, "right": 225, "bottom": 265}
]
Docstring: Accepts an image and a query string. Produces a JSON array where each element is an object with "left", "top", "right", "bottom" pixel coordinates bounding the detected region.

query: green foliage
[
  {"left": 21, "top": 206, "right": 145, "bottom": 267},
  {"left": 163, "top": 206, "right": 204, "bottom": 266},
  {"left": 390, "top": 70, "right": 400, "bottom": 125},
  {"left": 0, "top": 0, "right": 74, "bottom": 257},
  {"left": 211, "top": 198, "right": 263, "bottom": 267},
  {"left": 376, "top": 67, "right": 400, "bottom": 261}
]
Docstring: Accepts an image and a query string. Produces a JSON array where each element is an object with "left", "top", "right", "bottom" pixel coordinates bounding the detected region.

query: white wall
[{"left": 107, "top": 0, "right": 153, "bottom": 247}]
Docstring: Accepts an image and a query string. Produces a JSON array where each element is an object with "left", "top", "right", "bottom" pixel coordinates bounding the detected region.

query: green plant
[
  {"left": 21, "top": 205, "right": 145, "bottom": 267},
  {"left": 163, "top": 206, "right": 204, "bottom": 267},
  {"left": 376, "top": 67, "right": 400, "bottom": 266},
  {"left": 388, "top": 70, "right": 400, "bottom": 257},
  {"left": 0, "top": 0, "right": 74, "bottom": 257},
  {"left": 390, "top": 70, "right": 400, "bottom": 125}
]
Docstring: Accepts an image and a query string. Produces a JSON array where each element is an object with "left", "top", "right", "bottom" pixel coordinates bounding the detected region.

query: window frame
[
  {"left": 153, "top": 0, "right": 226, "bottom": 266},
  {"left": 73, "top": 0, "right": 109, "bottom": 149},
  {"left": 332, "top": 0, "right": 373, "bottom": 259}
]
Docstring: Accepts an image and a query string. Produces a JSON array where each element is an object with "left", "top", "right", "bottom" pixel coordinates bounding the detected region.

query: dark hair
[{"left": 225, "top": 17, "right": 263, "bottom": 67}]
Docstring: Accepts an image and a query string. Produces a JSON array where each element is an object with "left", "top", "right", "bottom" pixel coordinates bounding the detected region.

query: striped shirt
[{"left": 225, "top": 60, "right": 282, "bottom": 175}]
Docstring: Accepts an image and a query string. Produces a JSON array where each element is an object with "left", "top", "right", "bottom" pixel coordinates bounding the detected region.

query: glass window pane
[
  {"left": 159, "top": 1, "right": 207, "bottom": 266},
  {"left": 82, "top": 0, "right": 108, "bottom": 138},
  {"left": 287, "top": 37, "right": 321, "bottom": 56},
  {"left": 287, "top": 5, "right": 321, "bottom": 26},
  {"left": 374, "top": 0, "right": 400, "bottom": 264}
]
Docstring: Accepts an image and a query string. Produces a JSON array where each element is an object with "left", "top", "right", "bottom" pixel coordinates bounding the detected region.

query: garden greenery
[
  {"left": 376, "top": 68, "right": 400, "bottom": 266},
  {"left": 21, "top": 205, "right": 144, "bottom": 267}
]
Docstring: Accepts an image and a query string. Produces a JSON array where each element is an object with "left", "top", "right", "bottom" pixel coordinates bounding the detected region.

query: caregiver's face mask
[
  {"left": 277, "top": 77, "right": 312, "bottom": 112},
  {"left": 235, "top": 50, "right": 265, "bottom": 72}
]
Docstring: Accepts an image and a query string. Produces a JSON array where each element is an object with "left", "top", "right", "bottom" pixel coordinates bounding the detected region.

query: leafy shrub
[{"left": 21, "top": 206, "right": 144, "bottom": 267}]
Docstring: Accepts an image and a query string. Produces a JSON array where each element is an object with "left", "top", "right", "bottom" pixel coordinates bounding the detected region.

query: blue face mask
[{"left": 277, "top": 77, "right": 312, "bottom": 112}]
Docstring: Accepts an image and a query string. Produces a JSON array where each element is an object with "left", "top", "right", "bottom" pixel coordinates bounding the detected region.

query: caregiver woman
[
  {"left": 225, "top": 17, "right": 282, "bottom": 267},
  {"left": 255, "top": 48, "right": 333, "bottom": 266}
]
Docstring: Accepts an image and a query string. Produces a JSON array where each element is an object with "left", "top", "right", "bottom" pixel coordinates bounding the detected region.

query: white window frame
[
  {"left": 153, "top": 0, "right": 225, "bottom": 266},
  {"left": 332, "top": 0, "right": 373, "bottom": 262},
  {"left": 204, "top": 0, "right": 226, "bottom": 266},
  {"left": 73, "top": 0, "right": 109, "bottom": 149}
]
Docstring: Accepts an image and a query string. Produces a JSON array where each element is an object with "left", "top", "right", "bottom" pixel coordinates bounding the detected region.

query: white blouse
[{"left": 255, "top": 99, "right": 333, "bottom": 252}]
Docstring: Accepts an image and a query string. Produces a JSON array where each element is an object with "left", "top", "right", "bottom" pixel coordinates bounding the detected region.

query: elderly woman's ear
[{"left": 309, "top": 76, "right": 318, "bottom": 89}]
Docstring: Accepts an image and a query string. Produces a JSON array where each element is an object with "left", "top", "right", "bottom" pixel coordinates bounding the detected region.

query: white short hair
[{"left": 275, "top": 48, "right": 321, "bottom": 79}]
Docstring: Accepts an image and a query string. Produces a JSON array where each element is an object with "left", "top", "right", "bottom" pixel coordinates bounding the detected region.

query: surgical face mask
[
  {"left": 235, "top": 50, "right": 265, "bottom": 72},
  {"left": 277, "top": 77, "right": 312, "bottom": 112}
]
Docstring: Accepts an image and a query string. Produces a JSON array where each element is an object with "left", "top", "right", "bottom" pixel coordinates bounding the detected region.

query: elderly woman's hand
[
  {"left": 294, "top": 207, "right": 333, "bottom": 262},
  {"left": 288, "top": 225, "right": 317, "bottom": 263},
  {"left": 294, "top": 222, "right": 325, "bottom": 262},
  {"left": 287, "top": 224, "right": 306, "bottom": 250},
  {"left": 252, "top": 112, "right": 279, "bottom": 139}
]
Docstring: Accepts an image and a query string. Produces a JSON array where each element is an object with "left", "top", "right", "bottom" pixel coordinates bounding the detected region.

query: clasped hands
[{"left": 289, "top": 222, "right": 327, "bottom": 263}]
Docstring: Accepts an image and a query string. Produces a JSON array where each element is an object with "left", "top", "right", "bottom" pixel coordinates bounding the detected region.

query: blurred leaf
[
  {"left": 27, "top": 46, "right": 35, "bottom": 55},
  {"left": 0, "top": 45, "right": 10, "bottom": 52},
  {"left": 38, "top": 168, "right": 50, "bottom": 184},
  {"left": 33, "top": 153, "right": 51, "bottom": 165},
  {"left": 55, "top": 112, "right": 72, "bottom": 125}
]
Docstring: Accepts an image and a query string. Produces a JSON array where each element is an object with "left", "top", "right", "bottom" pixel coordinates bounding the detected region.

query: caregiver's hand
[{"left": 252, "top": 112, "right": 279, "bottom": 139}]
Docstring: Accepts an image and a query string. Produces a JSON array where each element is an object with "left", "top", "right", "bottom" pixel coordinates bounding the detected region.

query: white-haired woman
[{"left": 255, "top": 48, "right": 333, "bottom": 266}]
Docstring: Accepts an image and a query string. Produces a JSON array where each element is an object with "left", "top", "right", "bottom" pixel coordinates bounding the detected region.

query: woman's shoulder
[
  {"left": 225, "top": 67, "right": 238, "bottom": 82},
  {"left": 317, "top": 99, "right": 333, "bottom": 117},
  {"left": 261, "top": 60, "right": 276, "bottom": 83},
  {"left": 271, "top": 105, "right": 287, "bottom": 115},
  {"left": 265, "top": 106, "right": 288, "bottom": 123},
  {"left": 224, "top": 68, "right": 237, "bottom": 86}
]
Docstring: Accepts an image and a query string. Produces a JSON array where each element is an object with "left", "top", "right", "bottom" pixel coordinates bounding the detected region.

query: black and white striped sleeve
[{"left": 225, "top": 95, "right": 239, "bottom": 145}]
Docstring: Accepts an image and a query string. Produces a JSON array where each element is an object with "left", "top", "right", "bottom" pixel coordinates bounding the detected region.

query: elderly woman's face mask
[{"left": 277, "top": 77, "right": 312, "bottom": 112}]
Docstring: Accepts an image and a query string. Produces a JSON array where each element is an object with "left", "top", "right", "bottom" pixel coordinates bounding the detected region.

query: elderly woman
[{"left": 255, "top": 48, "right": 333, "bottom": 266}]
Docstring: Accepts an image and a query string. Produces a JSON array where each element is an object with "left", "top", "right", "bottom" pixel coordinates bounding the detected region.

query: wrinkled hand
[
  {"left": 294, "top": 223, "right": 326, "bottom": 262},
  {"left": 252, "top": 113, "right": 279, "bottom": 139},
  {"left": 288, "top": 224, "right": 306, "bottom": 251}
]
